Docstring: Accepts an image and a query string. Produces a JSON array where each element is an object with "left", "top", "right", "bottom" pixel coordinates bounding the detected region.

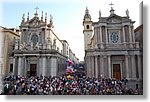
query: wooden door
[
  {"left": 30, "top": 64, "right": 37, "bottom": 76},
  {"left": 113, "top": 64, "right": 121, "bottom": 80}
]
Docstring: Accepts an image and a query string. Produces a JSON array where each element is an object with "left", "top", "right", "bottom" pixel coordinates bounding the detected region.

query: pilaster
[
  {"left": 131, "top": 55, "right": 137, "bottom": 80},
  {"left": 137, "top": 55, "right": 142, "bottom": 80},
  {"left": 105, "top": 27, "right": 108, "bottom": 44},
  {"left": 122, "top": 26, "right": 126, "bottom": 46},
  {"left": 125, "top": 55, "right": 129, "bottom": 79},
  {"left": 42, "top": 57, "right": 47, "bottom": 76},
  {"left": 100, "top": 55, "right": 104, "bottom": 77},
  {"left": 47, "top": 56, "right": 51, "bottom": 75},
  {"left": 18, "top": 56, "right": 23, "bottom": 75},
  {"left": 99, "top": 27, "right": 104, "bottom": 49},
  {"left": 51, "top": 57, "right": 57, "bottom": 76},
  {"left": 129, "top": 25, "right": 133, "bottom": 48},
  {"left": 95, "top": 56, "right": 98, "bottom": 78},
  {"left": 91, "top": 56, "right": 94, "bottom": 77},
  {"left": 13, "top": 56, "right": 17, "bottom": 75},
  {"left": 108, "top": 55, "right": 111, "bottom": 78}
]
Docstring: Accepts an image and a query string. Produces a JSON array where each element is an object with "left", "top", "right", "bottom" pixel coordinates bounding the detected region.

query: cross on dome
[
  {"left": 109, "top": 2, "right": 114, "bottom": 8},
  {"left": 109, "top": 2, "right": 115, "bottom": 15}
]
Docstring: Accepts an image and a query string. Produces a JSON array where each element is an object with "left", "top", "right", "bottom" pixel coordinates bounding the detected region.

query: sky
[{"left": 0, "top": 0, "right": 143, "bottom": 61}]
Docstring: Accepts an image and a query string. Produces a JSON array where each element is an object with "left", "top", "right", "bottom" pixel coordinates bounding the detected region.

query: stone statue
[
  {"left": 53, "top": 38, "right": 56, "bottom": 49},
  {"left": 14, "top": 39, "right": 19, "bottom": 50},
  {"left": 49, "top": 15, "right": 54, "bottom": 29},
  {"left": 22, "top": 13, "right": 25, "bottom": 21},
  {"left": 22, "top": 42, "right": 27, "bottom": 50},
  {"left": 30, "top": 42, "right": 33, "bottom": 50},
  {"left": 34, "top": 43, "right": 39, "bottom": 50},
  {"left": 126, "top": 9, "right": 129, "bottom": 18},
  {"left": 99, "top": 10, "right": 101, "bottom": 18}
]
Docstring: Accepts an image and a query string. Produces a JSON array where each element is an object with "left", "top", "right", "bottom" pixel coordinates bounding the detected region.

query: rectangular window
[{"left": 10, "top": 64, "right": 13, "bottom": 73}]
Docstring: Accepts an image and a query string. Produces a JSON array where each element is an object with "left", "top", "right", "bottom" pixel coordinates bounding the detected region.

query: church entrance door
[
  {"left": 29, "top": 64, "right": 37, "bottom": 76},
  {"left": 113, "top": 64, "right": 121, "bottom": 80}
]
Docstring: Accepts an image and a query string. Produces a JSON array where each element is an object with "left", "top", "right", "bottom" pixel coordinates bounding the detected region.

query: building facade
[
  {"left": 10, "top": 11, "right": 79, "bottom": 77},
  {"left": 0, "top": 27, "right": 20, "bottom": 77},
  {"left": 83, "top": 6, "right": 143, "bottom": 85},
  {"left": 61, "top": 40, "right": 69, "bottom": 59}
]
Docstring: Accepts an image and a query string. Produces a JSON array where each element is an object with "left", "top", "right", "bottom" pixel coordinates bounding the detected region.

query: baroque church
[
  {"left": 83, "top": 5, "right": 143, "bottom": 84},
  {"left": 10, "top": 10, "right": 68, "bottom": 77}
]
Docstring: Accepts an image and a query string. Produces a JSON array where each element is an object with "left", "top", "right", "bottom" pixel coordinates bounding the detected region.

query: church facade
[
  {"left": 10, "top": 11, "right": 71, "bottom": 77},
  {"left": 83, "top": 6, "right": 143, "bottom": 84}
]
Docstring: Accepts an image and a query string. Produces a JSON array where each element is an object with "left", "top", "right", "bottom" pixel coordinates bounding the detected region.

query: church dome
[
  {"left": 83, "top": 7, "right": 91, "bottom": 20},
  {"left": 84, "top": 13, "right": 91, "bottom": 19}
]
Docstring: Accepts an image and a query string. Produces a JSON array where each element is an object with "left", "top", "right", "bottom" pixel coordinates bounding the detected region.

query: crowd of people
[{"left": 2, "top": 74, "right": 142, "bottom": 95}]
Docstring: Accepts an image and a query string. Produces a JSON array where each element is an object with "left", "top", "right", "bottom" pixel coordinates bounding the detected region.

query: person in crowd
[{"left": 2, "top": 74, "right": 143, "bottom": 95}]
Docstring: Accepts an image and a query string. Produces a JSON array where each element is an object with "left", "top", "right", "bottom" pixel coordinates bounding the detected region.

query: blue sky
[{"left": 0, "top": 0, "right": 143, "bottom": 61}]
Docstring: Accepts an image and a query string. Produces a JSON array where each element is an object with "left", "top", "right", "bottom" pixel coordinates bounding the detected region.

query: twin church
[
  {"left": 83, "top": 5, "right": 143, "bottom": 84},
  {"left": 8, "top": 3, "right": 143, "bottom": 85},
  {"left": 10, "top": 10, "right": 71, "bottom": 77}
]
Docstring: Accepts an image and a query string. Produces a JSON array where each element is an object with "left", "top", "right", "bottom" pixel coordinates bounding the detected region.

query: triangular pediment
[{"left": 107, "top": 14, "right": 122, "bottom": 23}]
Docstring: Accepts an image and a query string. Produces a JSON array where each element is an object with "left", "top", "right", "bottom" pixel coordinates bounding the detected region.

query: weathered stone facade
[
  {"left": 11, "top": 11, "right": 67, "bottom": 77},
  {"left": 83, "top": 6, "right": 143, "bottom": 85}
]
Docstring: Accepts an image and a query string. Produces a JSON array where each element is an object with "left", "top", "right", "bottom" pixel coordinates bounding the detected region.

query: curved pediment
[
  {"left": 28, "top": 17, "right": 41, "bottom": 26},
  {"left": 21, "top": 16, "right": 46, "bottom": 27}
]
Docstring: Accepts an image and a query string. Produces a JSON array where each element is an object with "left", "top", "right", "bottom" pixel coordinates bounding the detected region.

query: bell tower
[{"left": 83, "top": 7, "right": 93, "bottom": 50}]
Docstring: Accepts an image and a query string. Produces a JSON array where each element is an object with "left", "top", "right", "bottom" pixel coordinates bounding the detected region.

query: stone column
[
  {"left": 47, "top": 56, "right": 51, "bottom": 76},
  {"left": 25, "top": 57, "right": 27, "bottom": 76},
  {"left": 132, "top": 26, "right": 135, "bottom": 42},
  {"left": 26, "top": 58, "right": 30, "bottom": 76},
  {"left": 42, "top": 57, "right": 47, "bottom": 77},
  {"left": 108, "top": 55, "right": 111, "bottom": 78},
  {"left": 85, "top": 57, "right": 88, "bottom": 77},
  {"left": 99, "top": 27, "right": 104, "bottom": 49},
  {"left": 94, "top": 28, "right": 97, "bottom": 44},
  {"left": 13, "top": 56, "right": 16, "bottom": 75},
  {"left": 23, "top": 56, "right": 26, "bottom": 76},
  {"left": 87, "top": 56, "right": 90, "bottom": 78},
  {"left": 88, "top": 56, "right": 91, "bottom": 78},
  {"left": 125, "top": 55, "right": 129, "bottom": 79},
  {"left": 122, "top": 26, "right": 126, "bottom": 44},
  {"left": 89, "top": 57, "right": 92, "bottom": 77},
  {"left": 18, "top": 57, "right": 22, "bottom": 75},
  {"left": 94, "top": 28, "right": 98, "bottom": 48},
  {"left": 20, "top": 31, "right": 24, "bottom": 44},
  {"left": 39, "top": 57, "right": 42, "bottom": 76},
  {"left": 129, "top": 25, "right": 133, "bottom": 48},
  {"left": 96, "top": 28, "right": 100, "bottom": 43},
  {"left": 137, "top": 55, "right": 142, "bottom": 79},
  {"left": 95, "top": 56, "right": 98, "bottom": 78},
  {"left": 99, "top": 27, "right": 102, "bottom": 43},
  {"left": 105, "top": 26, "right": 108, "bottom": 44},
  {"left": 90, "top": 56, "right": 93, "bottom": 78},
  {"left": 51, "top": 57, "right": 57, "bottom": 76},
  {"left": 100, "top": 55, "right": 104, "bottom": 77},
  {"left": 37, "top": 56, "right": 40, "bottom": 76},
  {"left": 91, "top": 56, "right": 95, "bottom": 78},
  {"left": 131, "top": 55, "right": 136, "bottom": 80}
]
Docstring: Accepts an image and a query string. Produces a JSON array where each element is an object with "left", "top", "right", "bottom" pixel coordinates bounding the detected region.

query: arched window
[
  {"left": 86, "top": 25, "right": 89, "bottom": 29},
  {"left": 31, "top": 33, "right": 38, "bottom": 45}
]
